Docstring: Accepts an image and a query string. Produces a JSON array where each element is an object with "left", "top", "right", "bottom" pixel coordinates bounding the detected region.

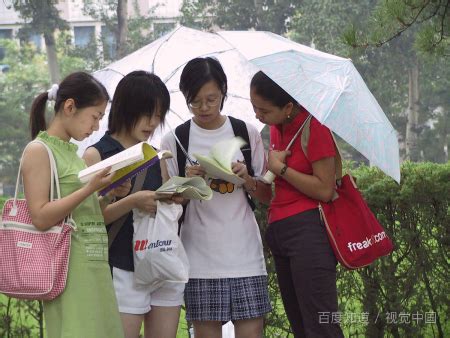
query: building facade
[{"left": 0, "top": 0, "right": 182, "bottom": 52}]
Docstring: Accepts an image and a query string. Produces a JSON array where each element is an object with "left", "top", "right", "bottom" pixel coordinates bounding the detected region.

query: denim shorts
[{"left": 184, "top": 275, "right": 272, "bottom": 321}]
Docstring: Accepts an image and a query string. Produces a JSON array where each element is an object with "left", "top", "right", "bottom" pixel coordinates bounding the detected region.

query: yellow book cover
[{"left": 78, "top": 142, "right": 171, "bottom": 195}]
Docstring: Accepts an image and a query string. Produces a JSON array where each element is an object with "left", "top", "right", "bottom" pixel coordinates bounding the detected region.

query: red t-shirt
[{"left": 268, "top": 109, "right": 336, "bottom": 223}]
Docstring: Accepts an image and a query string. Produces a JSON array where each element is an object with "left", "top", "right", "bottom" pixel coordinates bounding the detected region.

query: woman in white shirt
[{"left": 161, "top": 57, "right": 272, "bottom": 338}]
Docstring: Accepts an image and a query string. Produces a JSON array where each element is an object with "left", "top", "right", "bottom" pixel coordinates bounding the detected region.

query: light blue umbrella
[{"left": 218, "top": 31, "right": 401, "bottom": 183}]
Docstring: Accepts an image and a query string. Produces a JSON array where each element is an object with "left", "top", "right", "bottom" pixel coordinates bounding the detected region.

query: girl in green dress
[{"left": 21, "top": 72, "right": 124, "bottom": 338}]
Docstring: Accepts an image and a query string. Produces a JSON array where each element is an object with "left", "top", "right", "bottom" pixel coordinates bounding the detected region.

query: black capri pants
[{"left": 265, "top": 208, "right": 344, "bottom": 338}]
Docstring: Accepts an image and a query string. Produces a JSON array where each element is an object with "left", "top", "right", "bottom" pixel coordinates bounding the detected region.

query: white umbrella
[
  {"left": 218, "top": 30, "right": 401, "bottom": 183},
  {"left": 74, "top": 26, "right": 262, "bottom": 155}
]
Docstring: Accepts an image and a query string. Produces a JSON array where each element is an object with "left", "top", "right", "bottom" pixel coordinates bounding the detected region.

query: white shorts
[{"left": 112, "top": 267, "right": 185, "bottom": 315}]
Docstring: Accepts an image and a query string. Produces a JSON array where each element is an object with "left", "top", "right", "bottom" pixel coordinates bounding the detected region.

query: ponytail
[
  {"left": 29, "top": 92, "right": 50, "bottom": 139},
  {"left": 28, "top": 72, "right": 109, "bottom": 140}
]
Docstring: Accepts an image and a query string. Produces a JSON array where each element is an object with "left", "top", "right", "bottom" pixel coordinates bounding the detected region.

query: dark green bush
[
  {"left": 257, "top": 162, "right": 449, "bottom": 337},
  {"left": 1, "top": 162, "right": 449, "bottom": 337}
]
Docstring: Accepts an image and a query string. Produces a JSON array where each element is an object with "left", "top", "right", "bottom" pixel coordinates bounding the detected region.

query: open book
[
  {"left": 193, "top": 137, "right": 247, "bottom": 185},
  {"left": 155, "top": 176, "right": 212, "bottom": 200},
  {"left": 78, "top": 141, "right": 172, "bottom": 195}
]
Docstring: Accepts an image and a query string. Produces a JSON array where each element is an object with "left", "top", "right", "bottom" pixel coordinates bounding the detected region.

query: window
[
  {"left": 28, "top": 33, "right": 42, "bottom": 50},
  {"left": 0, "top": 29, "right": 13, "bottom": 40},
  {"left": 0, "top": 30, "right": 13, "bottom": 61},
  {"left": 18, "top": 29, "right": 42, "bottom": 50},
  {"left": 74, "top": 26, "right": 95, "bottom": 47},
  {"left": 101, "top": 26, "right": 116, "bottom": 60}
]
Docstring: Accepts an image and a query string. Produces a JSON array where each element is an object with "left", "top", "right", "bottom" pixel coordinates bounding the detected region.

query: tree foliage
[
  {"left": 288, "top": 0, "right": 449, "bottom": 163},
  {"left": 255, "top": 162, "right": 450, "bottom": 336},
  {"left": 0, "top": 39, "right": 90, "bottom": 184},
  {"left": 0, "top": 40, "right": 48, "bottom": 183},
  {"left": 343, "top": 0, "right": 450, "bottom": 56},
  {"left": 11, "top": 0, "right": 68, "bottom": 82},
  {"left": 11, "top": 0, "right": 68, "bottom": 35},
  {"left": 180, "top": 0, "right": 298, "bottom": 34},
  {"left": 83, "top": 0, "right": 157, "bottom": 60},
  {"left": 287, "top": 0, "right": 372, "bottom": 56}
]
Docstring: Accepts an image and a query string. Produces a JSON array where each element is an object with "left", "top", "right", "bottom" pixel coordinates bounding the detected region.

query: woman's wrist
[
  {"left": 271, "top": 162, "right": 287, "bottom": 176},
  {"left": 98, "top": 193, "right": 115, "bottom": 206},
  {"left": 244, "top": 176, "right": 257, "bottom": 192},
  {"left": 279, "top": 164, "right": 288, "bottom": 176}
]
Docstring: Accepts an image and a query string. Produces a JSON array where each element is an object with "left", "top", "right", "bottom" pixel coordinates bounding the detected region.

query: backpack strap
[
  {"left": 229, "top": 116, "right": 254, "bottom": 177},
  {"left": 175, "top": 120, "right": 191, "bottom": 177},
  {"left": 107, "top": 168, "right": 147, "bottom": 249},
  {"left": 228, "top": 116, "right": 256, "bottom": 210},
  {"left": 174, "top": 117, "right": 256, "bottom": 210},
  {"left": 174, "top": 120, "right": 192, "bottom": 232}
]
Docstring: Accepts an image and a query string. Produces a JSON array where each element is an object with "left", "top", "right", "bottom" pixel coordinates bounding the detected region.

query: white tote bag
[{"left": 132, "top": 201, "right": 189, "bottom": 291}]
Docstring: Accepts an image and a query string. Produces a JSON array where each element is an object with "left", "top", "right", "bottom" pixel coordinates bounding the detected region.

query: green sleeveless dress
[{"left": 37, "top": 132, "right": 124, "bottom": 338}]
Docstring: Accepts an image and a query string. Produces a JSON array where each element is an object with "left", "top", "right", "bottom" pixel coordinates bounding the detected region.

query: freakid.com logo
[{"left": 347, "top": 231, "right": 387, "bottom": 252}]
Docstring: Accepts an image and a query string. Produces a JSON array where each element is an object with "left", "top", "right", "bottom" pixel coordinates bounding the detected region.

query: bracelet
[
  {"left": 244, "top": 177, "right": 257, "bottom": 192},
  {"left": 280, "top": 164, "right": 288, "bottom": 176}
]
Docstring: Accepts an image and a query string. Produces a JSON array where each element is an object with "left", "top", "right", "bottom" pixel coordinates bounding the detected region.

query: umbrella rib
[
  {"left": 227, "top": 93, "right": 250, "bottom": 100},
  {"left": 320, "top": 88, "right": 345, "bottom": 123},
  {"left": 168, "top": 107, "right": 186, "bottom": 121},
  {"left": 167, "top": 108, "right": 197, "bottom": 165},
  {"left": 152, "top": 26, "right": 182, "bottom": 73},
  {"left": 162, "top": 48, "right": 235, "bottom": 83},
  {"left": 95, "top": 68, "right": 125, "bottom": 78}
]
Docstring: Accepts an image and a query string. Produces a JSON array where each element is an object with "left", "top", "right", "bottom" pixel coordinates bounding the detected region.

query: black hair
[
  {"left": 30, "top": 72, "right": 109, "bottom": 139},
  {"left": 250, "top": 71, "right": 298, "bottom": 108},
  {"left": 108, "top": 70, "right": 170, "bottom": 134},
  {"left": 179, "top": 57, "right": 227, "bottom": 110}
]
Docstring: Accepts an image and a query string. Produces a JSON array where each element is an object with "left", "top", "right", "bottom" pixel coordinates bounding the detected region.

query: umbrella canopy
[
  {"left": 218, "top": 31, "right": 401, "bottom": 183},
  {"left": 74, "top": 26, "right": 262, "bottom": 155}
]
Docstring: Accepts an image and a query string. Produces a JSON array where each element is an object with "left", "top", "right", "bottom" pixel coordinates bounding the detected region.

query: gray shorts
[{"left": 184, "top": 275, "right": 272, "bottom": 321}]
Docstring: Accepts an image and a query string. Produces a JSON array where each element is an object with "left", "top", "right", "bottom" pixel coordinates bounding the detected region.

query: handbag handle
[
  {"left": 12, "top": 140, "right": 73, "bottom": 221},
  {"left": 329, "top": 133, "right": 343, "bottom": 181},
  {"left": 300, "top": 117, "right": 344, "bottom": 181}
]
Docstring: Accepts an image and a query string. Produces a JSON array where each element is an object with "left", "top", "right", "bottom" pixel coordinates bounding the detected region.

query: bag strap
[
  {"left": 175, "top": 117, "right": 256, "bottom": 210},
  {"left": 175, "top": 117, "right": 255, "bottom": 177},
  {"left": 228, "top": 116, "right": 254, "bottom": 177},
  {"left": 300, "top": 117, "right": 343, "bottom": 181},
  {"left": 15, "top": 140, "right": 59, "bottom": 202},
  {"left": 14, "top": 140, "right": 74, "bottom": 222},
  {"left": 108, "top": 168, "right": 147, "bottom": 249},
  {"left": 228, "top": 116, "right": 255, "bottom": 210},
  {"left": 174, "top": 120, "right": 191, "bottom": 178}
]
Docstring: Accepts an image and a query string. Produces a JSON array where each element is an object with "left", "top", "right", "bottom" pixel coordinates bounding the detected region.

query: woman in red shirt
[{"left": 250, "top": 71, "right": 344, "bottom": 337}]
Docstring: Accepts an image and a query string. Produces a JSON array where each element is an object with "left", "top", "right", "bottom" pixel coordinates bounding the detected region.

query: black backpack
[{"left": 174, "top": 116, "right": 256, "bottom": 210}]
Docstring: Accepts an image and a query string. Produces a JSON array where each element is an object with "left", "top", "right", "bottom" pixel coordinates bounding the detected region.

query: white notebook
[{"left": 193, "top": 137, "right": 246, "bottom": 185}]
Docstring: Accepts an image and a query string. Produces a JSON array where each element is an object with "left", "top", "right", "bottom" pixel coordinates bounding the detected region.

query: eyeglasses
[{"left": 188, "top": 95, "right": 222, "bottom": 109}]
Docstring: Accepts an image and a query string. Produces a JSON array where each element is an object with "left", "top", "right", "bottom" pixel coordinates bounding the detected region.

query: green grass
[{"left": 1, "top": 295, "right": 192, "bottom": 338}]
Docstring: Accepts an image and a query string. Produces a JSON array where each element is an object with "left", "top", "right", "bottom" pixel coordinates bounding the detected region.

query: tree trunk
[
  {"left": 43, "top": 31, "right": 60, "bottom": 83},
  {"left": 254, "top": 0, "right": 264, "bottom": 30},
  {"left": 439, "top": 110, "right": 449, "bottom": 162},
  {"left": 361, "top": 268, "right": 384, "bottom": 337},
  {"left": 405, "top": 59, "right": 420, "bottom": 161},
  {"left": 422, "top": 271, "right": 444, "bottom": 337},
  {"left": 117, "top": 0, "right": 129, "bottom": 59}
]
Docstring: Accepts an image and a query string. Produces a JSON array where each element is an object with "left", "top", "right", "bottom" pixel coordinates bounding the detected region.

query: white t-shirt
[{"left": 161, "top": 117, "right": 267, "bottom": 279}]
